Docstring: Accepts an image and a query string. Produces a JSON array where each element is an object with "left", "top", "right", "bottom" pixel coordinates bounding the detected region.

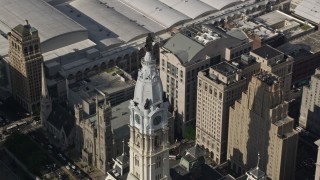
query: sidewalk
[
  {"left": 73, "top": 160, "right": 106, "bottom": 180},
  {"left": 0, "top": 148, "right": 32, "bottom": 180},
  {"left": 0, "top": 159, "right": 20, "bottom": 180}
]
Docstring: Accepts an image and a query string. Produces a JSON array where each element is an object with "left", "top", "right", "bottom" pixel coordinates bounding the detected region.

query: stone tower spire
[
  {"left": 41, "top": 63, "right": 49, "bottom": 99},
  {"left": 257, "top": 153, "right": 260, "bottom": 171},
  {"left": 127, "top": 35, "right": 171, "bottom": 180},
  {"left": 40, "top": 63, "right": 52, "bottom": 128},
  {"left": 95, "top": 94, "right": 113, "bottom": 173}
]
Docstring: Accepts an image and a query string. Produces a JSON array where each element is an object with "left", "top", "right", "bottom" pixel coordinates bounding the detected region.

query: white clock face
[
  {"left": 135, "top": 114, "right": 140, "bottom": 124},
  {"left": 153, "top": 116, "right": 162, "bottom": 126}
]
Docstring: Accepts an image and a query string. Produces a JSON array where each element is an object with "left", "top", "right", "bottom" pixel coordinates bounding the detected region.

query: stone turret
[
  {"left": 127, "top": 36, "right": 171, "bottom": 180},
  {"left": 40, "top": 63, "right": 51, "bottom": 129}
]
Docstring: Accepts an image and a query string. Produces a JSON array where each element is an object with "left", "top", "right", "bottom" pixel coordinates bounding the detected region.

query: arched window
[
  {"left": 29, "top": 46, "right": 33, "bottom": 53},
  {"left": 156, "top": 156, "right": 162, "bottom": 168},
  {"left": 135, "top": 155, "right": 139, "bottom": 166},
  {"left": 136, "top": 134, "right": 140, "bottom": 147},
  {"left": 100, "top": 153, "right": 104, "bottom": 164},
  {"left": 24, "top": 47, "right": 28, "bottom": 54},
  {"left": 154, "top": 136, "right": 161, "bottom": 148}
]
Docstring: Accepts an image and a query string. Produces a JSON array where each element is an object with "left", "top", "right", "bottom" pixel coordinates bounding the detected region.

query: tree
[
  {"left": 184, "top": 126, "right": 196, "bottom": 140},
  {"left": 32, "top": 103, "right": 41, "bottom": 116}
]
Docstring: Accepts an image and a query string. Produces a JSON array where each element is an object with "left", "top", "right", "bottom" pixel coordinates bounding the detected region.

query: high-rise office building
[
  {"left": 315, "top": 139, "right": 320, "bottom": 180},
  {"left": 8, "top": 21, "right": 42, "bottom": 112},
  {"left": 299, "top": 67, "right": 320, "bottom": 136},
  {"left": 196, "top": 56, "right": 260, "bottom": 164},
  {"left": 160, "top": 28, "right": 252, "bottom": 136},
  {"left": 227, "top": 72, "right": 298, "bottom": 180},
  {"left": 127, "top": 42, "right": 171, "bottom": 180},
  {"left": 249, "top": 45, "right": 293, "bottom": 100}
]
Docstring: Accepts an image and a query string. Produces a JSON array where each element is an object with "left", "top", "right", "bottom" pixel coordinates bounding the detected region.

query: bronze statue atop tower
[{"left": 145, "top": 33, "right": 153, "bottom": 52}]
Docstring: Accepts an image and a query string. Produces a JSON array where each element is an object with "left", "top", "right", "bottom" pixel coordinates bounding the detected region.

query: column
[
  {"left": 130, "top": 126, "right": 135, "bottom": 146},
  {"left": 145, "top": 135, "right": 149, "bottom": 152},
  {"left": 315, "top": 140, "right": 320, "bottom": 180},
  {"left": 150, "top": 135, "right": 153, "bottom": 152}
]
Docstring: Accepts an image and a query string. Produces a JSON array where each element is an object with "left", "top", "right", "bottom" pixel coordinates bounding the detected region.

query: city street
[
  {"left": 28, "top": 130, "right": 91, "bottom": 180},
  {"left": 0, "top": 97, "right": 29, "bottom": 122},
  {"left": 295, "top": 134, "right": 318, "bottom": 180},
  {"left": 0, "top": 97, "right": 91, "bottom": 180},
  {"left": 0, "top": 148, "right": 32, "bottom": 180},
  {"left": 0, "top": 159, "right": 20, "bottom": 180}
]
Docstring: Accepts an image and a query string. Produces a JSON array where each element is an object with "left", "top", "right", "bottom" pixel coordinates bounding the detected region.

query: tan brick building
[
  {"left": 196, "top": 56, "right": 260, "bottom": 164},
  {"left": 315, "top": 140, "right": 320, "bottom": 180},
  {"left": 8, "top": 21, "right": 42, "bottom": 112},
  {"left": 227, "top": 72, "right": 298, "bottom": 180},
  {"left": 299, "top": 67, "right": 320, "bottom": 136},
  {"left": 249, "top": 45, "right": 293, "bottom": 100},
  {"left": 160, "top": 28, "right": 252, "bottom": 136}
]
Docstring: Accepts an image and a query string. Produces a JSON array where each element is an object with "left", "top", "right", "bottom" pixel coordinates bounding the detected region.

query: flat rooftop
[
  {"left": 251, "top": 45, "right": 283, "bottom": 59},
  {"left": 231, "top": 54, "right": 258, "bottom": 70},
  {"left": 254, "top": 10, "right": 315, "bottom": 38},
  {"left": 234, "top": 20, "right": 279, "bottom": 40},
  {"left": 203, "top": 60, "right": 247, "bottom": 86},
  {"left": 180, "top": 24, "right": 232, "bottom": 46},
  {"left": 277, "top": 31, "right": 320, "bottom": 55},
  {"left": 232, "top": 10, "right": 314, "bottom": 41},
  {"left": 163, "top": 25, "right": 245, "bottom": 64},
  {"left": 255, "top": 10, "right": 297, "bottom": 27},
  {"left": 111, "top": 100, "right": 130, "bottom": 141},
  {"left": 212, "top": 61, "right": 238, "bottom": 77},
  {"left": 273, "top": 116, "right": 297, "bottom": 139},
  {"left": 69, "top": 67, "right": 135, "bottom": 103},
  {"left": 254, "top": 72, "right": 280, "bottom": 86}
]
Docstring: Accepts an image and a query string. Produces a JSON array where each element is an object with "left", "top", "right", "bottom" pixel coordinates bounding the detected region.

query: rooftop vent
[{"left": 194, "top": 32, "right": 220, "bottom": 45}]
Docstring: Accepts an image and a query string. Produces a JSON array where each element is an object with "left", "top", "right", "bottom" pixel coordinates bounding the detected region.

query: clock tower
[{"left": 127, "top": 35, "right": 171, "bottom": 180}]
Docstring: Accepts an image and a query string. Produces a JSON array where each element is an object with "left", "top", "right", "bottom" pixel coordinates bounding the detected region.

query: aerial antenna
[
  {"left": 145, "top": 33, "right": 153, "bottom": 52},
  {"left": 257, "top": 152, "right": 261, "bottom": 170},
  {"left": 122, "top": 138, "right": 125, "bottom": 155}
]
